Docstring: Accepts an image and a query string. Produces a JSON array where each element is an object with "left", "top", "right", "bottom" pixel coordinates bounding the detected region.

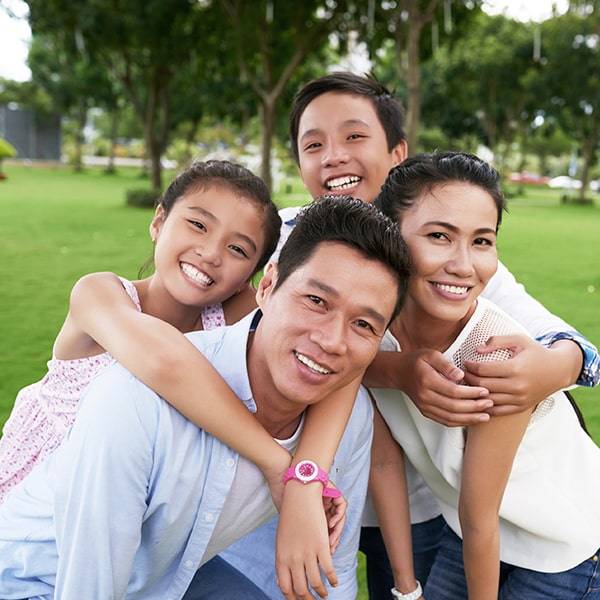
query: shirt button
[
  {"left": 184, "top": 560, "right": 194, "bottom": 569},
  {"left": 226, "top": 458, "right": 235, "bottom": 468},
  {"left": 205, "top": 513, "right": 214, "bottom": 522}
]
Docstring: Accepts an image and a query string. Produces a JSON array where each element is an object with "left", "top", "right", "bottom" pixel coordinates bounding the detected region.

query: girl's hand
[
  {"left": 276, "top": 482, "right": 337, "bottom": 599},
  {"left": 323, "top": 487, "right": 347, "bottom": 554}
]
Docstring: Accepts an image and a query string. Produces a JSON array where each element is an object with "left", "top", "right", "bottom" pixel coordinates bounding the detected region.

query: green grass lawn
[{"left": 0, "top": 165, "right": 598, "bottom": 599}]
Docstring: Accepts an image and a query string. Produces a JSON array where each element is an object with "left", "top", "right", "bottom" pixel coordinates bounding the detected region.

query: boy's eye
[
  {"left": 347, "top": 133, "right": 366, "bottom": 140},
  {"left": 229, "top": 244, "right": 248, "bottom": 257}
]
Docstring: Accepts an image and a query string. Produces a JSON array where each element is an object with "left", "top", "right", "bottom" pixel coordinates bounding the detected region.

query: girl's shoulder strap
[{"left": 117, "top": 277, "right": 142, "bottom": 312}]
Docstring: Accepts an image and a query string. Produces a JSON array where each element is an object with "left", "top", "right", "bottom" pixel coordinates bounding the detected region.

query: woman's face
[{"left": 399, "top": 182, "right": 499, "bottom": 324}]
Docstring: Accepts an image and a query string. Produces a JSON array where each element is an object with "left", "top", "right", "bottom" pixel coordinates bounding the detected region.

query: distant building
[{"left": 0, "top": 104, "right": 61, "bottom": 160}]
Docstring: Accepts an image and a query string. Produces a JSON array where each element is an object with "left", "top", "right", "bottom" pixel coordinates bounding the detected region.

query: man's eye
[
  {"left": 308, "top": 295, "right": 324, "bottom": 305},
  {"left": 355, "top": 319, "right": 375, "bottom": 333}
]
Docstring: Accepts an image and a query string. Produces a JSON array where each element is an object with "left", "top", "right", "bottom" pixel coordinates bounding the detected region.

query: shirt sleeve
[
  {"left": 53, "top": 364, "right": 157, "bottom": 599},
  {"left": 483, "top": 260, "right": 599, "bottom": 387}
]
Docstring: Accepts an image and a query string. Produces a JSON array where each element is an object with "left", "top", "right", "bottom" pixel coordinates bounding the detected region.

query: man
[{"left": 0, "top": 197, "right": 410, "bottom": 600}]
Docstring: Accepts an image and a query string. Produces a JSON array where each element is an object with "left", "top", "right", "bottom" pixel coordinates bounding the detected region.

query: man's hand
[
  {"left": 463, "top": 334, "right": 582, "bottom": 415},
  {"left": 276, "top": 482, "right": 337, "bottom": 599}
]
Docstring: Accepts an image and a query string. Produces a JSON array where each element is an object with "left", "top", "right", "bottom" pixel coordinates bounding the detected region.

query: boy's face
[{"left": 296, "top": 92, "right": 407, "bottom": 203}]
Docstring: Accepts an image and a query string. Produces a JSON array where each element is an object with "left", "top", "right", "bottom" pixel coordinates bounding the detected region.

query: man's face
[
  {"left": 251, "top": 241, "right": 398, "bottom": 410},
  {"left": 296, "top": 92, "right": 407, "bottom": 203}
]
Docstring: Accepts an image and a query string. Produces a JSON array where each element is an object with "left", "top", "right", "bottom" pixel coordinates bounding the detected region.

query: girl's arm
[
  {"left": 58, "top": 272, "right": 291, "bottom": 499},
  {"left": 369, "top": 403, "right": 421, "bottom": 597},
  {"left": 275, "top": 378, "right": 361, "bottom": 600},
  {"left": 459, "top": 409, "right": 531, "bottom": 600}
]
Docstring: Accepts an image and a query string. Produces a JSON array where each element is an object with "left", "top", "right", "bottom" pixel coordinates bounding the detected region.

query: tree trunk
[{"left": 260, "top": 96, "right": 276, "bottom": 192}]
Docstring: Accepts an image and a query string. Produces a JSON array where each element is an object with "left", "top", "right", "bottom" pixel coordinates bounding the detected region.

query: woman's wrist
[{"left": 391, "top": 580, "right": 422, "bottom": 600}]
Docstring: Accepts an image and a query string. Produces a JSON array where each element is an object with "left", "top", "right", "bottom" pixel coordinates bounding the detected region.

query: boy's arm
[{"left": 65, "top": 272, "right": 291, "bottom": 499}]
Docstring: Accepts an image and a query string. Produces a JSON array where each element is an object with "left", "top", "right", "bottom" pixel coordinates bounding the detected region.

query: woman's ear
[
  {"left": 255, "top": 262, "right": 278, "bottom": 309},
  {"left": 149, "top": 204, "right": 166, "bottom": 243}
]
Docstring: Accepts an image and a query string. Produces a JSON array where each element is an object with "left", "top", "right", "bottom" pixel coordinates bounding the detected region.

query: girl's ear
[
  {"left": 149, "top": 204, "right": 166, "bottom": 243},
  {"left": 255, "top": 262, "right": 278, "bottom": 310}
]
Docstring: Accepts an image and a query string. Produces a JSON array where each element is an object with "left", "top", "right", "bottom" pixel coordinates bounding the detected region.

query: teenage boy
[
  {"left": 0, "top": 197, "right": 411, "bottom": 600},
  {"left": 214, "top": 72, "right": 599, "bottom": 600}
]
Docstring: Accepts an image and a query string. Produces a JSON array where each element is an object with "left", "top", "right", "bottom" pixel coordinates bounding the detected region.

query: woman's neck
[{"left": 390, "top": 299, "right": 477, "bottom": 354}]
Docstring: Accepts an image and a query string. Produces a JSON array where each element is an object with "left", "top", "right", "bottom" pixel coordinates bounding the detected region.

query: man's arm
[{"left": 53, "top": 366, "right": 156, "bottom": 598}]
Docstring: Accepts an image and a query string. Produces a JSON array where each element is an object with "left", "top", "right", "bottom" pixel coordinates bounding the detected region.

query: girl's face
[
  {"left": 150, "top": 184, "right": 266, "bottom": 309},
  {"left": 399, "top": 182, "right": 499, "bottom": 325}
]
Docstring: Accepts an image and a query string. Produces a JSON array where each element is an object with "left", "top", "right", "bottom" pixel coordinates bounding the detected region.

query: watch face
[{"left": 295, "top": 460, "right": 318, "bottom": 482}]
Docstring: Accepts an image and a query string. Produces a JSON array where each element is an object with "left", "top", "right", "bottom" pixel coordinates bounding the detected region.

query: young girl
[{"left": 369, "top": 152, "right": 600, "bottom": 600}]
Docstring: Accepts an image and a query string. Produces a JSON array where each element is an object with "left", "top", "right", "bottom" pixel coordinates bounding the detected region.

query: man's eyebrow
[
  {"left": 306, "top": 278, "right": 389, "bottom": 328},
  {"left": 299, "top": 119, "right": 372, "bottom": 143}
]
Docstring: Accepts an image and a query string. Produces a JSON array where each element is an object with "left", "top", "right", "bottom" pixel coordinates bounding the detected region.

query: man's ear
[
  {"left": 149, "top": 204, "right": 166, "bottom": 243},
  {"left": 256, "top": 262, "right": 278, "bottom": 309}
]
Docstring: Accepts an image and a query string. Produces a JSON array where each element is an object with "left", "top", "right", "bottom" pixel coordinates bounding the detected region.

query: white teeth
[
  {"left": 433, "top": 283, "right": 469, "bottom": 295},
  {"left": 181, "top": 263, "right": 214, "bottom": 286},
  {"left": 327, "top": 175, "right": 361, "bottom": 190},
  {"left": 295, "top": 352, "right": 331, "bottom": 375}
]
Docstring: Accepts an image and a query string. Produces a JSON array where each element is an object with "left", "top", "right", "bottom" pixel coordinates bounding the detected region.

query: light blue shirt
[{"left": 0, "top": 310, "right": 373, "bottom": 599}]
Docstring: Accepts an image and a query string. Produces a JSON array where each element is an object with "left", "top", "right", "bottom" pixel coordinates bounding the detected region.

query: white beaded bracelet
[{"left": 391, "top": 580, "right": 422, "bottom": 600}]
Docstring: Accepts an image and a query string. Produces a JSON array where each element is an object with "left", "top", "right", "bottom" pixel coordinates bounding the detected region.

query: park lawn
[{"left": 0, "top": 165, "right": 598, "bottom": 600}]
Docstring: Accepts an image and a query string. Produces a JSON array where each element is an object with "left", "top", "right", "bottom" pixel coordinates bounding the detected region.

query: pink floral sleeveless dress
[{"left": 0, "top": 277, "right": 225, "bottom": 503}]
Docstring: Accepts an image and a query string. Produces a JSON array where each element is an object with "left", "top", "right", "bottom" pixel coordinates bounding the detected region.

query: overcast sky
[{"left": 0, "top": 0, "right": 570, "bottom": 82}]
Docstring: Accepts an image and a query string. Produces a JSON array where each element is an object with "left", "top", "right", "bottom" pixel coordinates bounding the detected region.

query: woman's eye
[{"left": 428, "top": 232, "right": 446, "bottom": 240}]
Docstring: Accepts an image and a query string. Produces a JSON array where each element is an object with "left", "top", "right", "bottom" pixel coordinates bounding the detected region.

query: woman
[{"left": 369, "top": 151, "right": 600, "bottom": 600}]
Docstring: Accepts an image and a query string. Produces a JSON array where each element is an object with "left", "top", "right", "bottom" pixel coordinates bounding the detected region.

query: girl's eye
[
  {"left": 190, "top": 220, "right": 207, "bottom": 232},
  {"left": 304, "top": 142, "right": 322, "bottom": 151}
]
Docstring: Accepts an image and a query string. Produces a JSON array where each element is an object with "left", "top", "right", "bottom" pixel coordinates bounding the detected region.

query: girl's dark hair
[
  {"left": 140, "top": 159, "right": 281, "bottom": 277},
  {"left": 276, "top": 195, "right": 411, "bottom": 325},
  {"left": 375, "top": 151, "right": 507, "bottom": 228},
  {"left": 289, "top": 72, "right": 406, "bottom": 164}
]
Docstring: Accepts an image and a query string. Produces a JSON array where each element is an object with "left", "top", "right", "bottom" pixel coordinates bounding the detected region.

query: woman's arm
[
  {"left": 460, "top": 409, "right": 531, "bottom": 600},
  {"left": 369, "top": 403, "right": 421, "bottom": 597},
  {"left": 58, "top": 272, "right": 291, "bottom": 497}
]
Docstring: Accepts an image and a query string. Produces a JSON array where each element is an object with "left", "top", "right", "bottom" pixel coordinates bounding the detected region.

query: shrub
[{"left": 125, "top": 187, "right": 159, "bottom": 208}]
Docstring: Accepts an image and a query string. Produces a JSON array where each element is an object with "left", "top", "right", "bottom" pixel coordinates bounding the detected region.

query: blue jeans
[
  {"left": 183, "top": 555, "right": 271, "bottom": 600},
  {"left": 425, "top": 524, "right": 600, "bottom": 600},
  {"left": 359, "top": 515, "right": 445, "bottom": 599}
]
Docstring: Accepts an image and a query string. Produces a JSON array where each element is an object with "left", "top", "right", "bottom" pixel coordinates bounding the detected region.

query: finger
[
  {"left": 328, "top": 512, "right": 346, "bottom": 554},
  {"left": 312, "top": 550, "right": 337, "bottom": 594}
]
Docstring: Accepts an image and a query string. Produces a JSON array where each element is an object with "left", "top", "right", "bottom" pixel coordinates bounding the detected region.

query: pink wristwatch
[{"left": 283, "top": 460, "right": 341, "bottom": 498}]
